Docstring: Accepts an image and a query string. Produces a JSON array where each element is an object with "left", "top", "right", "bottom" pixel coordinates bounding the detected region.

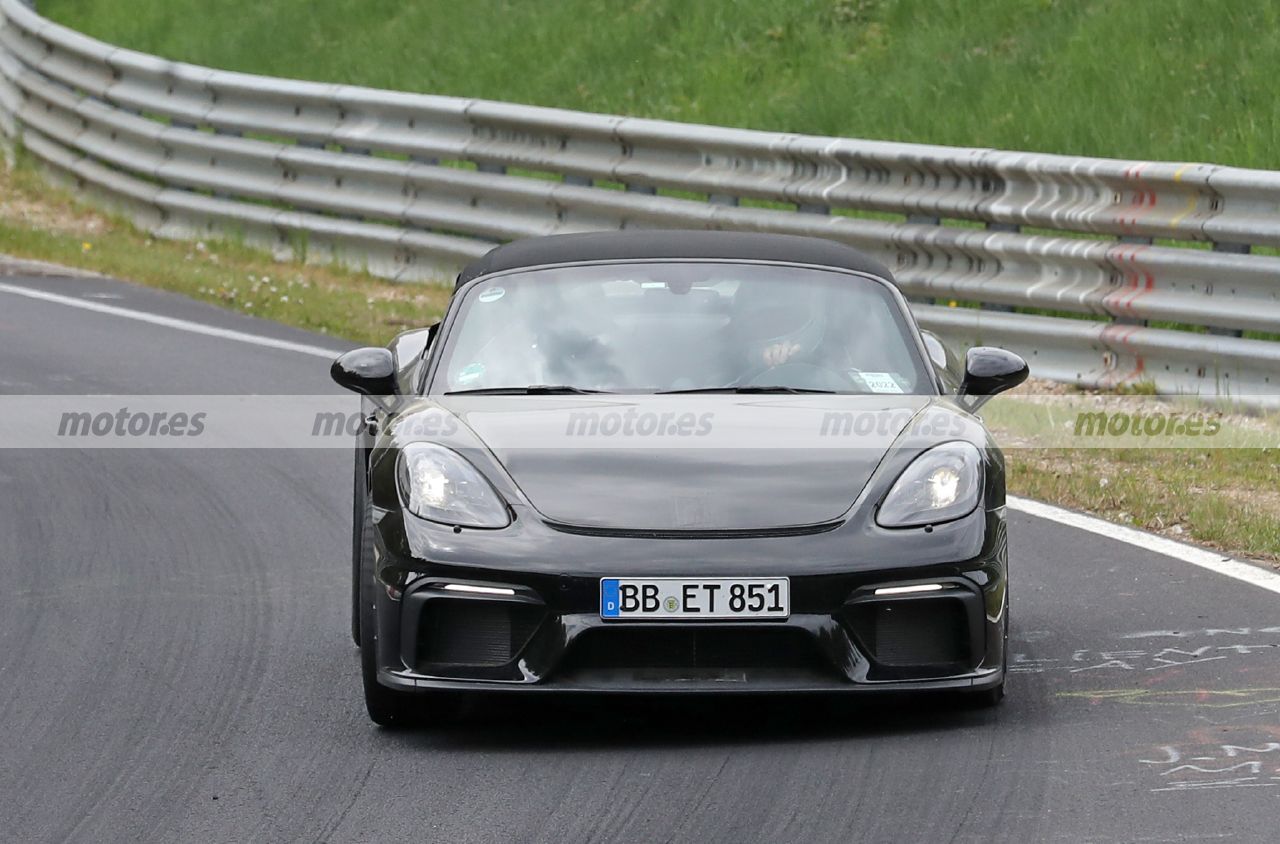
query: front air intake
[
  {"left": 844, "top": 597, "right": 971, "bottom": 676},
  {"left": 416, "top": 600, "right": 542, "bottom": 668}
]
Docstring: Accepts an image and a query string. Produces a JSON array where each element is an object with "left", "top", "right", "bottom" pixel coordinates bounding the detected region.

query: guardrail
[{"left": 0, "top": 0, "right": 1276, "bottom": 403}]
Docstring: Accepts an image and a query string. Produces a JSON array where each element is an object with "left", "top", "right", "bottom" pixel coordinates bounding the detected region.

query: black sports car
[{"left": 331, "top": 230, "right": 1028, "bottom": 726}]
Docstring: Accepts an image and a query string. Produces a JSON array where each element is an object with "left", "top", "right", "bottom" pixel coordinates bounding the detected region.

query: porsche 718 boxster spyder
[{"left": 331, "top": 230, "right": 1029, "bottom": 726}]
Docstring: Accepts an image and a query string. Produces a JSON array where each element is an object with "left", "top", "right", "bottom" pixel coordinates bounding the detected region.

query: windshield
[{"left": 430, "top": 262, "right": 933, "bottom": 395}]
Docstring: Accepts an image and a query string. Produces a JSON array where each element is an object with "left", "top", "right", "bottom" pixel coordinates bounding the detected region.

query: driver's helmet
[{"left": 728, "top": 279, "right": 828, "bottom": 364}]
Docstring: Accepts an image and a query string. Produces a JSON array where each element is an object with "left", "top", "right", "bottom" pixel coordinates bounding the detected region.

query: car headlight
[
  {"left": 396, "top": 443, "right": 511, "bottom": 528},
  {"left": 876, "top": 441, "right": 983, "bottom": 528}
]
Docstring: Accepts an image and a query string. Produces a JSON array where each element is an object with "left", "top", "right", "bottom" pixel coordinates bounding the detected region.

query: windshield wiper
[
  {"left": 656, "top": 385, "right": 837, "bottom": 394},
  {"left": 444, "top": 385, "right": 614, "bottom": 395}
]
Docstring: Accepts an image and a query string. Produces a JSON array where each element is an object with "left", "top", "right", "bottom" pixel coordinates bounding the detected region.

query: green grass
[
  {"left": 41, "top": 0, "right": 1280, "bottom": 169},
  {"left": 0, "top": 160, "right": 452, "bottom": 346}
]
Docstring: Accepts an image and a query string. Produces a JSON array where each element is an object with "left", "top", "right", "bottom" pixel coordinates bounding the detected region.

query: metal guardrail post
[{"left": 1208, "top": 241, "right": 1250, "bottom": 338}]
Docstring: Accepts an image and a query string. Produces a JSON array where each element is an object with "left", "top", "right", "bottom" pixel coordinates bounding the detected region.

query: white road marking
[
  {"left": 0, "top": 282, "right": 341, "bottom": 360},
  {"left": 1009, "top": 496, "right": 1280, "bottom": 596}
]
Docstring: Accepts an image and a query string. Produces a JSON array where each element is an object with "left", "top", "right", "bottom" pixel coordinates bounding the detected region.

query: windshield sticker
[
  {"left": 477, "top": 287, "right": 505, "bottom": 303},
  {"left": 859, "top": 372, "right": 904, "bottom": 394},
  {"left": 456, "top": 362, "right": 485, "bottom": 384}
]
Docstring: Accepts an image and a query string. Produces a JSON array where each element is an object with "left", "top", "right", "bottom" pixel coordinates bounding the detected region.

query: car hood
[{"left": 425, "top": 395, "right": 937, "bottom": 531}]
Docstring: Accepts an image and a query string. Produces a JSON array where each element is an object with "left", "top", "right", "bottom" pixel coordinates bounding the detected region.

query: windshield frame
[{"left": 419, "top": 258, "right": 941, "bottom": 397}]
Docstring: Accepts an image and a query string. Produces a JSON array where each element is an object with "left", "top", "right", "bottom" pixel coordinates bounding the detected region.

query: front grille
[
  {"left": 560, "top": 626, "right": 830, "bottom": 675},
  {"left": 844, "top": 598, "right": 970, "bottom": 672},
  {"left": 416, "top": 600, "right": 542, "bottom": 667}
]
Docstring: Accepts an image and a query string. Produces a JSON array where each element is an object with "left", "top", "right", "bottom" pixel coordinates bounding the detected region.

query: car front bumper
[{"left": 369, "top": 507, "right": 1009, "bottom": 695}]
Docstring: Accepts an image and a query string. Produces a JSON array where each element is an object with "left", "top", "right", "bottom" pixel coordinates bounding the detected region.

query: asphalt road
[{"left": 2, "top": 273, "right": 1279, "bottom": 843}]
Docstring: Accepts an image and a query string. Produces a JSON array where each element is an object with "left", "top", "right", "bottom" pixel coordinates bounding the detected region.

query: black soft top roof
[{"left": 456, "top": 230, "right": 892, "bottom": 287}]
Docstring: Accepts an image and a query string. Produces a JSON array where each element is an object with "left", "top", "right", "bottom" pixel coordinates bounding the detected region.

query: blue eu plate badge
[{"left": 600, "top": 578, "right": 621, "bottom": 618}]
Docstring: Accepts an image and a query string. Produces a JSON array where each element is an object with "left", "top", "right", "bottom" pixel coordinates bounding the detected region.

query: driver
[{"left": 727, "top": 279, "right": 835, "bottom": 380}]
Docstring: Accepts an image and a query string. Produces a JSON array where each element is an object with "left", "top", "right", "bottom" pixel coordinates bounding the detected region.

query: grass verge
[
  {"left": 1009, "top": 448, "right": 1278, "bottom": 566},
  {"left": 0, "top": 160, "right": 452, "bottom": 346},
  {"left": 1, "top": 156, "right": 1276, "bottom": 566}
]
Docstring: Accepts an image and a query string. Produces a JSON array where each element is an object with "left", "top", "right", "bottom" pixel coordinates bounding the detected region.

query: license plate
[{"left": 600, "top": 577, "right": 789, "bottom": 620}]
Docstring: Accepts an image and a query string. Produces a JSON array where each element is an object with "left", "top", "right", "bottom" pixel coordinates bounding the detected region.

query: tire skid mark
[
  {"left": 164, "top": 453, "right": 347, "bottom": 842},
  {"left": 312, "top": 756, "right": 377, "bottom": 844},
  {"left": 9, "top": 451, "right": 274, "bottom": 842},
  {"left": 68, "top": 452, "right": 270, "bottom": 841},
  {"left": 2, "top": 450, "right": 184, "bottom": 840}
]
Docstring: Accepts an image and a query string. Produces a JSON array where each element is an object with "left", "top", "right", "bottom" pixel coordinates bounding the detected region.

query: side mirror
[
  {"left": 330, "top": 347, "right": 397, "bottom": 397},
  {"left": 958, "top": 346, "right": 1029, "bottom": 412}
]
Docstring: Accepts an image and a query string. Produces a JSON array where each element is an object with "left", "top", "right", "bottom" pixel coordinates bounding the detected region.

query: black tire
[
  {"left": 351, "top": 445, "right": 364, "bottom": 647},
  {"left": 358, "top": 495, "right": 417, "bottom": 728}
]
